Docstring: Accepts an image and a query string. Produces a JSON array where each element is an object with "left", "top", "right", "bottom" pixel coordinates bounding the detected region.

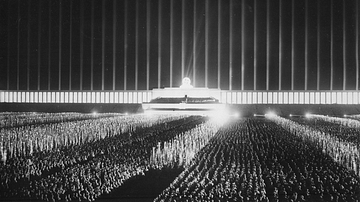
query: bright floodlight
[
  {"left": 289, "top": 114, "right": 293, "bottom": 117},
  {"left": 234, "top": 112, "right": 240, "bottom": 118},
  {"left": 265, "top": 111, "right": 276, "bottom": 117},
  {"left": 305, "top": 113, "right": 311, "bottom": 118},
  {"left": 92, "top": 111, "right": 97, "bottom": 116},
  {"left": 180, "top": 77, "right": 194, "bottom": 89}
]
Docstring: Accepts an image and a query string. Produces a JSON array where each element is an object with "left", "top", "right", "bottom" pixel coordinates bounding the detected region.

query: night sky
[{"left": 0, "top": 0, "right": 359, "bottom": 91}]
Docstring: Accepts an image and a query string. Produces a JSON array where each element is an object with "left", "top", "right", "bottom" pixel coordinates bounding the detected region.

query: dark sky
[{"left": 0, "top": 0, "right": 359, "bottom": 91}]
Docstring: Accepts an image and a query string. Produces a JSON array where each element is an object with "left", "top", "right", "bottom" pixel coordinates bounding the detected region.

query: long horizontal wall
[
  {"left": 0, "top": 91, "right": 152, "bottom": 104},
  {"left": 0, "top": 90, "right": 360, "bottom": 105}
]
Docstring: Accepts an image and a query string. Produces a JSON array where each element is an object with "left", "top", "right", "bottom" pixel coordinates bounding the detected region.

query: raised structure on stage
[{"left": 142, "top": 77, "right": 224, "bottom": 111}]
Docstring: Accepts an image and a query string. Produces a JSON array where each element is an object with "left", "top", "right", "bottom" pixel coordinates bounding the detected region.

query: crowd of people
[
  {"left": 292, "top": 115, "right": 360, "bottom": 147},
  {"left": 156, "top": 118, "right": 360, "bottom": 202},
  {"left": 150, "top": 119, "right": 222, "bottom": 169},
  {"left": 308, "top": 114, "right": 360, "bottom": 129},
  {"left": 0, "top": 113, "right": 205, "bottom": 201},
  {"left": 2, "top": 112, "right": 360, "bottom": 201},
  {"left": 0, "top": 113, "right": 186, "bottom": 162},
  {"left": 0, "top": 112, "right": 118, "bottom": 128},
  {"left": 272, "top": 115, "right": 360, "bottom": 176}
]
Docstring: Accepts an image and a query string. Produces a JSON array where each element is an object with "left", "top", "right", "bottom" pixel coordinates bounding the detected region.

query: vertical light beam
[
  {"left": 158, "top": 0, "right": 162, "bottom": 88},
  {"left": 102, "top": 0, "right": 105, "bottom": 90},
  {"left": 112, "top": 0, "right": 117, "bottom": 90},
  {"left": 181, "top": 0, "right": 185, "bottom": 79},
  {"left": 135, "top": 0, "right": 139, "bottom": 90},
  {"left": 170, "top": 0, "right": 173, "bottom": 87},
  {"left": 254, "top": 0, "right": 257, "bottom": 90},
  {"left": 69, "top": 0, "right": 72, "bottom": 90},
  {"left": 241, "top": 0, "right": 245, "bottom": 90},
  {"left": 342, "top": 0, "right": 346, "bottom": 90},
  {"left": 80, "top": 0, "right": 84, "bottom": 90},
  {"left": 291, "top": 0, "right": 295, "bottom": 90},
  {"left": 17, "top": 0, "right": 20, "bottom": 90},
  {"left": 193, "top": 0, "right": 196, "bottom": 87},
  {"left": 205, "top": 0, "right": 209, "bottom": 88},
  {"left": 229, "top": 0, "right": 233, "bottom": 90},
  {"left": 146, "top": 0, "right": 150, "bottom": 90},
  {"left": 278, "top": 0, "right": 282, "bottom": 90},
  {"left": 330, "top": 0, "right": 334, "bottom": 90},
  {"left": 305, "top": 0, "right": 308, "bottom": 90},
  {"left": 59, "top": 0, "right": 62, "bottom": 90},
  {"left": 217, "top": 0, "right": 221, "bottom": 89},
  {"left": 38, "top": 0, "right": 42, "bottom": 90},
  {"left": 124, "top": 0, "right": 128, "bottom": 90},
  {"left": 7, "top": 0, "right": 10, "bottom": 90},
  {"left": 356, "top": 0, "right": 359, "bottom": 90},
  {"left": 266, "top": 0, "right": 270, "bottom": 90},
  {"left": 48, "top": 0, "right": 51, "bottom": 90},
  {"left": 91, "top": 0, "right": 94, "bottom": 90},
  {"left": 27, "top": 1, "right": 30, "bottom": 90},
  {"left": 317, "top": 0, "right": 320, "bottom": 90}
]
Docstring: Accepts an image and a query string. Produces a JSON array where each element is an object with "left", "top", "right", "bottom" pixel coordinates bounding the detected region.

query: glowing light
[
  {"left": 289, "top": 114, "right": 293, "bottom": 117},
  {"left": 265, "top": 111, "right": 277, "bottom": 118},
  {"left": 180, "top": 77, "right": 194, "bottom": 89},
  {"left": 125, "top": 112, "right": 129, "bottom": 116},
  {"left": 305, "top": 113, "right": 311, "bottom": 118},
  {"left": 233, "top": 112, "right": 240, "bottom": 118},
  {"left": 92, "top": 111, "right": 98, "bottom": 116},
  {"left": 344, "top": 114, "right": 347, "bottom": 117},
  {"left": 209, "top": 105, "right": 230, "bottom": 125}
]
